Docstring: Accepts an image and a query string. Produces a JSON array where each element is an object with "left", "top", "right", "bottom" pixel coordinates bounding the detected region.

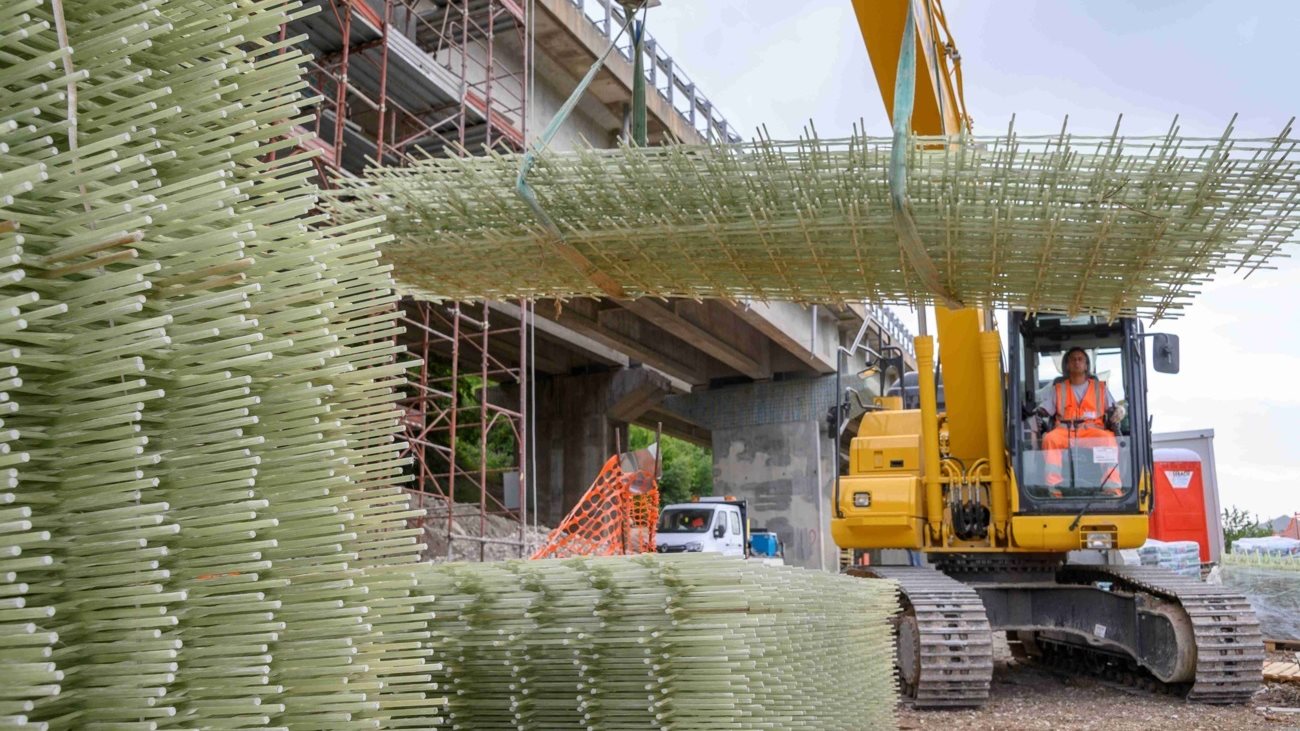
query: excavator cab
[{"left": 1005, "top": 312, "right": 1151, "bottom": 515}]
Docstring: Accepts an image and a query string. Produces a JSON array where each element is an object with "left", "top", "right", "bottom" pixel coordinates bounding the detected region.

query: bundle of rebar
[
  {"left": 1224, "top": 552, "right": 1300, "bottom": 570},
  {"left": 1, "top": 1, "right": 437, "bottom": 728},
  {"left": 329, "top": 121, "right": 1300, "bottom": 318},
  {"left": 413, "top": 555, "right": 900, "bottom": 731}
]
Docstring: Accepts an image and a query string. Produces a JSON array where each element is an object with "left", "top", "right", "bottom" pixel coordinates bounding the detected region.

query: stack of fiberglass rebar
[
  {"left": 1, "top": 3, "right": 903, "bottom": 730},
  {"left": 1, "top": 0, "right": 436, "bottom": 727},
  {"left": 414, "top": 555, "right": 900, "bottom": 731}
]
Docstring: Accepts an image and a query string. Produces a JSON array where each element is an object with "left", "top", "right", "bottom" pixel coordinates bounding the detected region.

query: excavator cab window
[{"left": 1007, "top": 313, "right": 1149, "bottom": 510}]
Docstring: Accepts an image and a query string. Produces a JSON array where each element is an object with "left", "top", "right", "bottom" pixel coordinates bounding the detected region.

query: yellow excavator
[{"left": 833, "top": 0, "right": 1264, "bottom": 707}]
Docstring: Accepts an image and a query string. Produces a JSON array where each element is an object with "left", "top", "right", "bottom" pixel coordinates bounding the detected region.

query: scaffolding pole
[
  {"left": 399, "top": 300, "right": 532, "bottom": 561},
  {"left": 291, "top": 0, "right": 528, "bottom": 173}
]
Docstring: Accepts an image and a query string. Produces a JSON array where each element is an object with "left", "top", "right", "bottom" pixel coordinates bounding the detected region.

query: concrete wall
[
  {"left": 712, "top": 419, "right": 835, "bottom": 571},
  {"left": 735, "top": 302, "right": 849, "bottom": 374},
  {"left": 528, "top": 66, "right": 619, "bottom": 150},
  {"left": 534, "top": 370, "right": 622, "bottom": 526},
  {"left": 664, "top": 374, "right": 870, "bottom": 570},
  {"left": 433, "top": 38, "right": 526, "bottom": 129},
  {"left": 424, "top": 20, "right": 616, "bottom": 150}
]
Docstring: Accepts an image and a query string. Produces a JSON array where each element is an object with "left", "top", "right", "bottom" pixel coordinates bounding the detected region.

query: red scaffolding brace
[
  {"left": 398, "top": 300, "right": 534, "bottom": 561},
  {"left": 291, "top": 0, "right": 528, "bottom": 176}
]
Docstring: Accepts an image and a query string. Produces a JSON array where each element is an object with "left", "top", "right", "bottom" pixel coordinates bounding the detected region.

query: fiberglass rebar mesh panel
[
  {"left": 329, "top": 124, "right": 1300, "bottom": 318},
  {"left": 0, "top": 0, "right": 437, "bottom": 728},
  {"left": 413, "top": 555, "right": 900, "bottom": 731}
]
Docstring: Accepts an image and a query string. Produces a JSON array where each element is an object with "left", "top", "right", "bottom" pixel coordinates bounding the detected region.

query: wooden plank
[
  {"left": 1266, "top": 639, "right": 1300, "bottom": 652},
  {"left": 1264, "top": 661, "right": 1300, "bottom": 683}
]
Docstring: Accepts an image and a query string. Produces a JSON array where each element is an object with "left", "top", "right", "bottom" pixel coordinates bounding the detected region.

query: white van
[{"left": 654, "top": 497, "right": 747, "bottom": 557}]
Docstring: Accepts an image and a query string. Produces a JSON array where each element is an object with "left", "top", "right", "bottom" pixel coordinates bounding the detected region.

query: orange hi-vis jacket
[{"left": 1055, "top": 377, "right": 1107, "bottom": 430}]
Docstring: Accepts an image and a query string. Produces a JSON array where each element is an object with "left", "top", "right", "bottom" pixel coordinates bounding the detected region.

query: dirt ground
[{"left": 897, "top": 647, "right": 1300, "bottom": 731}]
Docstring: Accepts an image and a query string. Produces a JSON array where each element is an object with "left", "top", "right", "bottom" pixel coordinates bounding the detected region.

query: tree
[
  {"left": 1221, "top": 505, "right": 1272, "bottom": 550},
  {"left": 629, "top": 425, "right": 713, "bottom": 505}
]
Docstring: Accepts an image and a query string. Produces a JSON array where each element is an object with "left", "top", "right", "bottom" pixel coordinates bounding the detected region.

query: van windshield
[{"left": 657, "top": 508, "right": 714, "bottom": 533}]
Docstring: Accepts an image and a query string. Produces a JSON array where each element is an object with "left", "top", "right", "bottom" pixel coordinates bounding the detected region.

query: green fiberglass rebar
[
  {"left": 329, "top": 121, "right": 1300, "bottom": 319},
  {"left": 1, "top": 0, "right": 433, "bottom": 728},
  {"left": 412, "top": 555, "right": 900, "bottom": 731},
  {"left": 5, "top": 4, "right": 911, "bottom": 730}
]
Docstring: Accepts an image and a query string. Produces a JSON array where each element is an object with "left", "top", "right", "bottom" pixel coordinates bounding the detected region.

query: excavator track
[
  {"left": 1055, "top": 564, "right": 1265, "bottom": 704},
  {"left": 851, "top": 566, "right": 994, "bottom": 708}
]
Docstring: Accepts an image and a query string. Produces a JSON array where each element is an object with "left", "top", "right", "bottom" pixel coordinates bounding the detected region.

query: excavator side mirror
[{"left": 1151, "top": 333, "right": 1180, "bottom": 374}]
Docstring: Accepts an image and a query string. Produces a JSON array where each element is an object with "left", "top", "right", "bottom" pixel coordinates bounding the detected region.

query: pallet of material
[
  {"left": 1266, "top": 639, "right": 1300, "bottom": 652},
  {"left": 1264, "top": 661, "right": 1300, "bottom": 684}
]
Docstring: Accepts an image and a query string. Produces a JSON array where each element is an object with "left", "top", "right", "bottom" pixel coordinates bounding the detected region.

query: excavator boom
[{"left": 850, "top": 0, "right": 969, "bottom": 136}]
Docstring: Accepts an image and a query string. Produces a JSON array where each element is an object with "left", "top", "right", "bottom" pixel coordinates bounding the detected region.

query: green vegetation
[
  {"left": 630, "top": 425, "right": 714, "bottom": 505},
  {"left": 1222, "top": 505, "right": 1272, "bottom": 550}
]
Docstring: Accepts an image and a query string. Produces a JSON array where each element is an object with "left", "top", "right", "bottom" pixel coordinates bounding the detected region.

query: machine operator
[{"left": 1034, "top": 347, "right": 1124, "bottom": 497}]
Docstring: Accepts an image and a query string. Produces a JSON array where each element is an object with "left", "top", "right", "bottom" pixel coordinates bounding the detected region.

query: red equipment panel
[{"left": 1151, "top": 448, "right": 1210, "bottom": 561}]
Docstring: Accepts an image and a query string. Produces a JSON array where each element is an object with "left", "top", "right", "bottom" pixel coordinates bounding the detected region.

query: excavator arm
[
  {"left": 851, "top": 0, "right": 970, "bottom": 136},
  {"left": 852, "top": 0, "right": 1005, "bottom": 543}
]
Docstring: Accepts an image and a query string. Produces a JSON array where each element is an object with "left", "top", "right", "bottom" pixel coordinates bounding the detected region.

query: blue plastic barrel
[{"left": 750, "top": 532, "right": 779, "bottom": 557}]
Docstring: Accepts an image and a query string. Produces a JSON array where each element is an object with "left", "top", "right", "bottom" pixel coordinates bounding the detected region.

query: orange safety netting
[{"left": 531, "top": 452, "right": 660, "bottom": 560}]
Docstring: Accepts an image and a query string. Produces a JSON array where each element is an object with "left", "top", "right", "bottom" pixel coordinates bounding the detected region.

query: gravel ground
[{"left": 897, "top": 647, "right": 1300, "bottom": 731}]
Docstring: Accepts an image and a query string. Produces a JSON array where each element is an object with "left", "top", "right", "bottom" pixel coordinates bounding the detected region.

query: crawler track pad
[{"left": 850, "top": 566, "right": 994, "bottom": 708}]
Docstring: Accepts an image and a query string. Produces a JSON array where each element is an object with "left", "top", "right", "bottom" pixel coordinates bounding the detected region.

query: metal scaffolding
[
  {"left": 286, "top": 1, "right": 534, "bottom": 558},
  {"left": 398, "top": 299, "right": 535, "bottom": 561},
  {"left": 291, "top": 0, "right": 528, "bottom": 177}
]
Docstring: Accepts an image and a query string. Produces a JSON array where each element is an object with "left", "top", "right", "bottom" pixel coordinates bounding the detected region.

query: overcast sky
[{"left": 643, "top": 0, "right": 1298, "bottom": 521}]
